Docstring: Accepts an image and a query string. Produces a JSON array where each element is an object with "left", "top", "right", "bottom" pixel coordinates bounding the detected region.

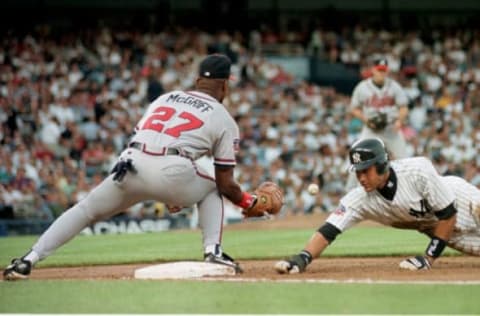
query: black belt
[{"left": 128, "top": 142, "right": 181, "bottom": 156}]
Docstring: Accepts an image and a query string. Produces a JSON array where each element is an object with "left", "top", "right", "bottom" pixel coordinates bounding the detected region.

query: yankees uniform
[
  {"left": 331, "top": 157, "right": 480, "bottom": 256},
  {"left": 4, "top": 54, "right": 246, "bottom": 280},
  {"left": 275, "top": 138, "right": 478, "bottom": 275}
]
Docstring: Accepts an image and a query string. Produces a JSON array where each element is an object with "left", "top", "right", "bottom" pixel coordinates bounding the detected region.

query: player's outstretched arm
[
  {"left": 275, "top": 223, "right": 339, "bottom": 274},
  {"left": 400, "top": 208, "right": 457, "bottom": 270},
  {"left": 214, "top": 165, "right": 257, "bottom": 212},
  {"left": 214, "top": 166, "right": 283, "bottom": 218}
]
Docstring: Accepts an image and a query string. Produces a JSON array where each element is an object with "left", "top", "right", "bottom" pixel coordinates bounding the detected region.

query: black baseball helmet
[{"left": 349, "top": 138, "right": 389, "bottom": 173}]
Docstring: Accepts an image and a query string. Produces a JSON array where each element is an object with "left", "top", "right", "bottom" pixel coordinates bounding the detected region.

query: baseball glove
[
  {"left": 243, "top": 181, "right": 284, "bottom": 218},
  {"left": 367, "top": 112, "right": 388, "bottom": 131}
]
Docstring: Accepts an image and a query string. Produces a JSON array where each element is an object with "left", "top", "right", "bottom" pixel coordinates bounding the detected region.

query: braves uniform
[
  {"left": 350, "top": 77, "right": 408, "bottom": 158},
  {"left": 28, "top": 89, "right": 239, "bottom": 261},
  {"left": 346, "top": 77, "right": 409, "bottom": 191},
  {"left": 329, "top": 157, "right": 480, "bottom": 255}
]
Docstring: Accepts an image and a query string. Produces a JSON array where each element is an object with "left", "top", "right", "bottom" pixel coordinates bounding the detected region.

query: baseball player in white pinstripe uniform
[
  {"left": 276, "top": 138, "right": 480, "bottom": 274},
  {"left": 346, "top": 58, "right": 409, "bottom": 191},
  {"left": 4, "top": 54, "right": 258, "bottom": 280}
]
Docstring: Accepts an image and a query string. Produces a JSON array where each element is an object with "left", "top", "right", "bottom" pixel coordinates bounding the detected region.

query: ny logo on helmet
[{"left": 352, "top": 152, "right": 362, "bottom": 163}]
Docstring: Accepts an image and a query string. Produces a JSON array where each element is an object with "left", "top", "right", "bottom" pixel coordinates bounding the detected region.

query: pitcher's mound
[{"left": 134, "top": 261, "right": 237, "bottom": 279}]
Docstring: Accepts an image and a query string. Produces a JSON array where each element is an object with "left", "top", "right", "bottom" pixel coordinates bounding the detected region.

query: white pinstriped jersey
[
  {"left": 132, "top": 90, "right": 239, "bottom": 167},
  {"left": 350, "top": 77, "right": 408, "bottom": 124},
  {"left": 327, "top": 157, "right": 480, "bottom": 255}
]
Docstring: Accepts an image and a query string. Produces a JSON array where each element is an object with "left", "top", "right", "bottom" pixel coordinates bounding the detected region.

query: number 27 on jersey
[{"left": 139, "top": 106, "right": 204, "bottom": 138}]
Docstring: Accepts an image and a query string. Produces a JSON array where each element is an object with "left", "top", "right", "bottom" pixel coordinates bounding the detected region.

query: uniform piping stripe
[
  {"left": 190, "top": 157, "right": 223, "bottom": 243},
  {"left": 190, "top": 158, "right": 215, "bottom": 182},
  {"left": 219, "top": 197, "right": 224, "bottom": 243},
  {"left": 195, "top": 170, "right": 215, "bottom": 182},
  {"left": 215, "top": 158, "right": 236, "bottom": 162}
]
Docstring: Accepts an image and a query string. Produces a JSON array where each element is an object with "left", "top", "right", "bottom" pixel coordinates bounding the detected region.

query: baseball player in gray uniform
[
  {"left": 275, "top": 138, "right": 480, "bottom": 274},
  {"left": 346, "top": 58, "right": 409, "bottom": 190},
  {"left": 4, "top": 54, "right": 257, "bottom": 280}
]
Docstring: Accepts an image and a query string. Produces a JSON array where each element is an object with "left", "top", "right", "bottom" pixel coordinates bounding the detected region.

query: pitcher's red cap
[{"left": 373, "top": 58, "right": 389, "bottom": 71}]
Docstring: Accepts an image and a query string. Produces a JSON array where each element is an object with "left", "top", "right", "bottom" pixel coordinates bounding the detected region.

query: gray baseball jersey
[
  {"left": 328, "top": 157, "right": 480, "bottom": 256},
  {"left": 350, "top": 77, "right": 408, "bottom": 159},
  {"left": 31, "top": 90, "right": 240, "bottom": 260},
  {"left": 133, "top": 91, "right": 239, "bottom": 164}
]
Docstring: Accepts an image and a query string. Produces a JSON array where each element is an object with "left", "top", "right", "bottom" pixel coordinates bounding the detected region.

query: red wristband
[{"left": 237, "top": 192, "right": 255, "bottom": 209}]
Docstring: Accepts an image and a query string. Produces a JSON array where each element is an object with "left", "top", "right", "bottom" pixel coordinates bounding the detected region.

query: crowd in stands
[{"left": 1, "top": 24, "right": 480, "bottom": 224}]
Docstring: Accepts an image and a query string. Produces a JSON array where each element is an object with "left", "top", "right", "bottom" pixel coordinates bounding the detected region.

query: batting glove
[
  {"left": 399, "top": 255, "right": 432, "bottom": 270},
  {"left": 274, "top": 251, "right": 312, "bottom": 274},
  {"left": 111, "top": 159, "right": 136, "bottom": 182}
]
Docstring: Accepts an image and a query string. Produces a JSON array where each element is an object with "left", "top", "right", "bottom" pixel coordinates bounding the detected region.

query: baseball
[{"left": 307, "top": 183, "right": 319, "bottom": 195}]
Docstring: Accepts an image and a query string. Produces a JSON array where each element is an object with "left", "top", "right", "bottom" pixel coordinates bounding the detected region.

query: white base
[{"left": 134, "top": 261, "right": 236, "bottom": 280}]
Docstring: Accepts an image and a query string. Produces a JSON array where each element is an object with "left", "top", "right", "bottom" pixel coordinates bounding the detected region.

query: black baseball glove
[
  {"left": 367, "top": 112, "right": 388, "bottom": 131},
  {"left": 110, "top": 159, "right": 137, "bottom": 182}
]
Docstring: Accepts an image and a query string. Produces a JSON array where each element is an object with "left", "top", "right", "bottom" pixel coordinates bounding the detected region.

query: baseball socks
[
  {"left": 22, "top": 249, "right": 40, "bottom": 265},
  {"left": 204, "top": 244, "right": 222, "bottom": 257}
]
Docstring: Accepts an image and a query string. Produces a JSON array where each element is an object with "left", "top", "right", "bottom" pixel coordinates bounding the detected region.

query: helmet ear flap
[{"left": 376, "top": 161, "right": 389, "bottom": 174}]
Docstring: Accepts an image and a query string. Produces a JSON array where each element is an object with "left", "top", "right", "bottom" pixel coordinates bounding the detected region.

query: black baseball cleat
[
  {"left": 3, "top": 258, "right": 32, "bottom": 281},
  {"left": 204, "top": 252, "right": 243, "bottom": 274}
]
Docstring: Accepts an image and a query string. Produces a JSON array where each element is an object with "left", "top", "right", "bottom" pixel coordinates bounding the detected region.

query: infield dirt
[{"left": 21, "top": 213, "right": 480, "bottom": 282}]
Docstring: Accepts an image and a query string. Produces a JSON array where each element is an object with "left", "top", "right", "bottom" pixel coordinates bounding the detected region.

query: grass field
[{"left": 0, "top": 226, "right": 478, "bottom": 314}]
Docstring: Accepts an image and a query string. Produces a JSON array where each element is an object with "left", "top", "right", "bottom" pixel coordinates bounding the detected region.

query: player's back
[
  {"left": 441, "top": 175, "right": 480, "bottom": 217},
  {"left": 131, "top": 90, "right": 237, "bottom": 160}
]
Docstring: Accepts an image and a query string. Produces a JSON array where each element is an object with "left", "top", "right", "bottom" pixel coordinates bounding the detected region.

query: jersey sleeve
[
  {"left": 350, "top": 83, "right": 363, "bottom": 109},
  {"left": 414, "top": 157, "right": 455, "bottom": 212},
  {"left": 325, "top": 191, "right": 366, "bottom": 231},
  {"left": 212, "top": 110, "right": 239, "bottom": 167}
]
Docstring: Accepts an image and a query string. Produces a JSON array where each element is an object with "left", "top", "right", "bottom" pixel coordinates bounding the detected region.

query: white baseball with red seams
[{"left": 307, "top": 183, "right": 319, "bottom": 195}]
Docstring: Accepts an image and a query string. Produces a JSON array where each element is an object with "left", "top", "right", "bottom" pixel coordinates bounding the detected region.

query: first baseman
[
  {"left": 275, "top": 138, "right": 480, "bottom": 274},
  {"left": 4, "top": 54, "right": 258, "bottom": 280}
]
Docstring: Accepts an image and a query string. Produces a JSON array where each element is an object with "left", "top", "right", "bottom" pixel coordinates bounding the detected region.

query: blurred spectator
[
  {"left": 146, "top": 73, "right": 164, "bottom": 103},
  {"left": 81, "top": 142, "right": 107, "bottom": 177},
  {"left": 1, "top": 23, "right": 480, "bottom": 224}
]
